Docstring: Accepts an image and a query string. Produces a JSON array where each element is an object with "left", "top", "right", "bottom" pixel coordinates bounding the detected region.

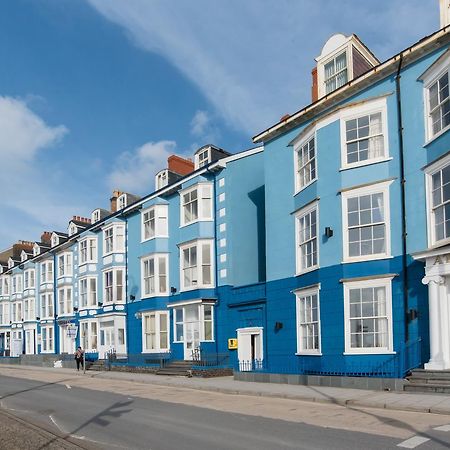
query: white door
[
  {"left": 25, "top": 330, "right": 35, "bottom": 354},
  {"left": 237, "top": 327, "right": 264, "bottom": 371},
  {"left": 60, "top": 327, "right": 75, "bottom": 354},
  {"left": 99, "top": 322, "right": 115, "bottom": 359},
  {"left": 183, "top": 306, "right": 200, "bottom": 360},
  {"left": 11, "top": 331, "right": 23, "bottom": 357}
]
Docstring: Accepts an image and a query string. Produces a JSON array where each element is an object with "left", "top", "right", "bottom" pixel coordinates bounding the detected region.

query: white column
[{"left": 423, "top": 275, "right": 446, "bottom": 370}]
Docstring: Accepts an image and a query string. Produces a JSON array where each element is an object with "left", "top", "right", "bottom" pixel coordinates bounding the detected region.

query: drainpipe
[
  {"left": 53, "top": 252, "right": 59, "bottom": 355},
  {"left": 206, "top": 167, "right": 219, "bottom": 355},
  {"left": 395, "top": 55, "right": 409, "bottom": 343},
  {"left": 124, "top": 217, "right": 130, "bottom": 360}
]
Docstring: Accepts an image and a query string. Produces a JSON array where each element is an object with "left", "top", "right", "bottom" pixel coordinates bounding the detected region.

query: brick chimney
[
  {"left": 311, "top": 67, "right": 318, "bottom": 102},
  {"left": 41, "top": 231, "right": 52, "bottom": 245},
  {"left": 168, "top": 155, "right": 194, "bottom": 176},
  {"left": 110, "top": 190, "right": 123, "bottom": 213},
  {"left": 12, "top": 241, "right": 34, "bottom": 258},
  {"left": 72, "top": 216, "right": 91, "bottom": 224}
]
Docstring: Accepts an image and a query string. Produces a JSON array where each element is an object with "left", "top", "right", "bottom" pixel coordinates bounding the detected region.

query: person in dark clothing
[{"left": 74, "top": 346, "right": 84, "bottom": 371}]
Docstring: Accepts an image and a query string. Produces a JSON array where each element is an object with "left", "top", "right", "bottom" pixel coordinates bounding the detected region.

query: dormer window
[
  {"left": 33, "top": 244, "right": 40, "bottom": 257},
  {"left": 324, "top": 51, "right": 347, "bottom": 94},
  {"left": 92, "top": 209, "right": 101, "bottom": 224},
  {"left": 8, "top": 258, "right": 14, "bottom": 269},
  {"left": 51, "top": 234, "right": 59, "bottom": 247},
  {"left": 156, "top": 170, "right": 168, "bottom": 190},
  {"left": 196, "top": 148, "right": 211, "bottom": 169},
  {"left": 21, "top": 251, "right": 27, "bottom": 262},
  {"left": 68, "top": 223, "right": 77, "bottom": 237},
  {"left": 118, "top": 194, "right": 127, "bottom": 210},
  {"left": 315, "top": 34, "right": 379, "bottom": 100}
]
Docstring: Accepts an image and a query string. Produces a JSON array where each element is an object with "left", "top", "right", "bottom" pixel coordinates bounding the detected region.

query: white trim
[
  {"left": 179, "top": 182, "right": 213, "bottom": 227},
  {"left": 141, "top": 310, "right": 170, "bottom": 353},
  {"left": 140, "top": 253, "right": 169, "bottom": 298},
  {"left": 102, "top": 266, "right": 125, "bottom": 304},
  {"left": 295, "top": 201, "right": 319, "bottom": 275},
  {"left": 141, "top": 204, "right": 169, "bottom": 242},
  {"left": 293, "top": 129, "right": 317, "bottom": 195},
  {"left": 341, "top": 180, "right": 393, "bottom": 263},
  {"left": 295, "top": 285, "right": 322, "bottom": 355},
  {"left": 339, "top": 97, "right": 389, "bottom": 170},
  {"left": 78, "top": 276, "right": 98, "bottom": 309},
  {"left": 179, "top": 239, "right": 215, "bottom": 291},
  {"left": 343, "top": 276, "right": 394, "bottom": 355}
]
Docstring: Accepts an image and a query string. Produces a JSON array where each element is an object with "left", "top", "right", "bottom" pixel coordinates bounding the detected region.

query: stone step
[
  {"left": 408, "top": 377, "right": 450, "bottom": 385},
  {"left": 404, "top": 383, "right": 450, "bottom": 394},
  {"left": 409, "top": 369, "right": 450, "bottom": 378},
  {"left": 156, "top": 369, "right": 191, "bottom": 376}
]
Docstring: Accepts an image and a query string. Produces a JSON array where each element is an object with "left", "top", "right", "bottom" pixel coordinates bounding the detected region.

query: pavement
[{"left": 1, "top": 364, "right": 450, "bottom": 416}]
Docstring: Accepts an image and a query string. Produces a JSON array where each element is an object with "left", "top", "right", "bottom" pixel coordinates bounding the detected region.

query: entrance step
[
  {"left": 155, "top": 360, "right": 193, "bottom": 376},
  {"left": 405, "top": 369, "right": 450, "bottom": 393},
  {"left": 86, "top": 360, "right": 107, "bottom": 371}
]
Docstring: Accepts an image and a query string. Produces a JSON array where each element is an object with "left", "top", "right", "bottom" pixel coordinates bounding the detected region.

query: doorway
[{"left": 237, "top": 327, "right": 263, "bottom": 371}]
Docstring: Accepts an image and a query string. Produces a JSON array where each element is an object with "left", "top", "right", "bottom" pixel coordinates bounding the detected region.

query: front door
[
  {"left": 59, "top": 326, "right": 75, "bottom": 354},
  {"left": 25, "top": 329, "right": 35, "bottom": 354},
  {"left": 237, "top": 327, "right": 264, "bottom": 371},
  {"left": 99, "top": 322, "right": 115, "bottom": 359},
  {"left": 183, "top": 305, "right": 200, "bottom": 360}
]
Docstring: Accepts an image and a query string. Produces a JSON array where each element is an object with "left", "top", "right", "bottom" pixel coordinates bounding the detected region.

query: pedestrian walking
[{"left": 74, "top": 346, "right": 84, "bottom": 372}]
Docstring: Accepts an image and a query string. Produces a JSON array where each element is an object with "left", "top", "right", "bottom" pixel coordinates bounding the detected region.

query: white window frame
[
  {"left": 323, "top": 50, "right": 348, "bottom": 95},
  {"left": 117, "top": 194, "right": 127, "bottom": 210},
  {"left": 51, "top": 234, "right": 59, "bottom": 248},
  {"left": 180, "top": 183, "right": 213, "bottom": 227},
  {"left": 293, "top": 130, "right": 317, "bottom": 193},
  {"left": 141, "top": 204, "right": 169, "bottom": 242},
  {"left": 91, "top": 209, "right": 101, "bottom": 224},
  {"left": 423, "top": 53, "right": 450, "bottom": 143},
  {"left": 179, "top": 239, "right": 214, "bottom": 291},
  {"left": 79, "top": 237, "right": 98, "bottom": 265},
  {"left": 68, "top": 223, "right": 77, "bottom": 236},
  {"left": 57, "top": 286, "right": 73, "bottom": 316},
  {"left": 24, "top": 269, "right": 35, "bottom": 290},
  {"left": 295, "top": 202, "right": 319, "bottom": 275},
  {"left": 12, "top": 274, "right": 23, "bottom": 295},
  {"left": 340, "top": 98, "right": 390, "bottom": 170},
  {"left": 80, "top": 320, "right": 98, "bottom": 352},
  {"left": 102, "top": 223, "right": 125, "bottom": 256},
  {"left": 102, "top": 267, "right": 125, "bottom": 304},
  {"left": 79, "top": 277, "right": 97, "bottom": 309},
  {"left": 24, "top": 297, "right": 35, "bottom": 321},
  {"left": 425, "top": 153, "right": 450, "bottom": 247},
  {"left": 195, "top": 148, "right": 211, "bottom": 169},
  {"left": 142, "top": 310, "right": 170, "bottom": 353},
  {"left": 57, "top": 252, "right": 73, "bottom": 278},
  {"left": 341, "top": 180, "right": 392, "bottom": 263},
  {"left": 343, "top": 276, "right": 394, "bottom": 355},
  {"left": 172, "top": 303, "right": 215, "bottom": 343},
  {"left": 40, "top": 261, "right": 53, "bottom": 284},
  {"left": 156, "top": 170, "right": 168, "bottom": 190},
  {"left": 295, "top": 286, "right": 321, "bottom": 355},
  {"left": 141, "top": 254, "right": 169, "bottom": 298},
  {"left": 40, "top": 292, "right": 54, "bottom": 319},
  {"left": 41, "top": 325, "right": 54, "bottom": 353}
]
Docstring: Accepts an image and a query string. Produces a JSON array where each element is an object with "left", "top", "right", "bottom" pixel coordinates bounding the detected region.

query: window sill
[
  {"left": 427, "top": 237, "right": 450, "bottom": 250},
  {"left": 140, "top": 293, "right": 170, "bottom": 300},
  {"left": 142, "top": 349, "right": 171, "bottom": 354},
  {"left": 180, "top": 285, "right": 215, "bottom": 292},
  {"left": 141, "top": 235, "right": 169, "bottom": 243},
  {"left": 78, "top": 261, "right": 97, "bottom": 266},
  {"left": 424, "top": 125, "right": 450, "bottom": 147},
  {"left": 294, "top": 179, "right": 317, "bottom": 197},
  {"left": 295, "top": 352, "right": 322, "bottom": 356},
  {"left": 340, "top": 157, "right": 393, "bottom": 171},
  {"left": 343, "top": 350, "right": 395, "bottom": 356},
  {"left": 295, "top": 265, "right": 319, "bottom": 277},
  {"left": 179, "top": 219, "right": 214, "bottom": 229},
  {"left": 342, "top": 255, "right": 393, "bottom": 264}
]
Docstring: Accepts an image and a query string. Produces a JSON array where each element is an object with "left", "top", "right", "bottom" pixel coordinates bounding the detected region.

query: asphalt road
[{"left": 0, "top": 374, "right": 450, "bottom": 450}]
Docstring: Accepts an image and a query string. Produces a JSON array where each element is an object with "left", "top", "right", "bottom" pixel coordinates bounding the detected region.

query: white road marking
[
  {"left": 49, "top": 414, "right": 67, "bottom": 434},
  {"left": 397, "top": 436, "right": 430, "bottom": 448},
  {"left": 434, "top": 424, "right": 450, "bottom": 432},
  {"left": 65, "top": 384, "right": 71, "bottom": 389}
]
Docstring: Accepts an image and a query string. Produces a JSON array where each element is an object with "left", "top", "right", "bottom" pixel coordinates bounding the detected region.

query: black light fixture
[
  {"left": 129, "top": 294, "right": 136, "bottom": 301},
  {"left": 325, "top": 227, "right": 334, "bottom": 238},
  {"left": 98, "top": 302, "right": 103, "bottom": 307},
  {"left": 36, "top": 317, "right": 40, "bottom": 321},
  {"left": 170, "top": 286, "right": 177, "bottom": 294},
  {"left": 274, "top": 321, "right": 283, "bottom": 331},
  {"left": 73, "top": 306, "right": 78, "bottom": 312}
]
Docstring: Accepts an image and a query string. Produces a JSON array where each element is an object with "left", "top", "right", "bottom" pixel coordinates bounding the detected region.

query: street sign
[{"left": 66, "top": 324, "right": 78, "bottom": 339}]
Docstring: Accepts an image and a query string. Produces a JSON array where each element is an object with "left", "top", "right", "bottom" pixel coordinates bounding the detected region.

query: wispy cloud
[
  {"left": 0, "top": 96, "right": 80, "bottom": 246},
  {"left": 87, "top": 0, "right": 438, "bottom": 134},
  {"left": 108, "top": 140, "right": 177, "bottom": 194}
]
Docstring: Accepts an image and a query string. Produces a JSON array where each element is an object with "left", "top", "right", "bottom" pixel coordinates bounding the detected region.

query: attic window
[
  {"left": 33, "top": 245, "right": 40, "bottom": 257},
  {"left": 69, "top": 224, "right": 77, "bottom": 237},
  {"left": 195, "top": 148, "right": 211, "bottom": 169},
  {"left": 324, "top": 51, "right": 348, "bottom": 94},
  {"left": 8, "top": 259, "right": 14, "bottom": 269},
  {"left": 21, "top": 252, "right": 27, "bottom": 262},
  {"left": 118, "top": 194, "right": 127, "bottom": 210},
  {"left": 92, "top": 210, "right": 101, "bottom": 224},
  {"left": 51, "top": 235, "right": 59, "bottom": 247},
  {"left": 156, "top": 170, "right": 168, "bottom": 190}
]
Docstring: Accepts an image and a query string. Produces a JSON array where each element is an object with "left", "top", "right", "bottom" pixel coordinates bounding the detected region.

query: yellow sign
[{"left": 228, "top": 338, "right": 238, "bottom": 350}]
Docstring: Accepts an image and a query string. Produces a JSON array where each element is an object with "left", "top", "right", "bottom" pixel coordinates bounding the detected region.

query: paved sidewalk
[{"left": 2, "top": 364, "right": 450, "bottom": 416}]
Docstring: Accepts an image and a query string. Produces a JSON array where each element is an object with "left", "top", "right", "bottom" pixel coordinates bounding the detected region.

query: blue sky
[{"left": 0, "top": 0, "right": 440, "bottom": 250}]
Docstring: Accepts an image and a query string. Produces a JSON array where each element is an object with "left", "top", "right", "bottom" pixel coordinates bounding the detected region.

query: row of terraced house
[{"left": 1, "top": 2, "right": 450, "bottom": 382}]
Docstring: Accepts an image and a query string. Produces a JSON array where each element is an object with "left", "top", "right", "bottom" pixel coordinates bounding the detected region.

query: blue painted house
[{"left": 0, "top": 4, "right": 449, "bottom": 383}]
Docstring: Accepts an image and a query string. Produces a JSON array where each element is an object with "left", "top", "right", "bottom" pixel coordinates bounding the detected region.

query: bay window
[
  {"left": 142, "top": 311, "right": 169, "bottom": 353},
  {"left": 141, "top": 204, "right": 168, "bottom": 241},
  {"left": 79, "top": 237, "right": 97, "bottom": 264},
  {"left": 79, "top": 277, "right": 97, "bottom": 308},
  {"left": 103, "top": 268, "right": 124, "bottom": 304},
  {"left": 57, "top": 253, "right": 72, "bottom": 278},
  {"left": 58, "top": 287, "right": 73, "bottom": 316},
  {"left": 103, "top": 223, "right": 125, "bottom": 255},
  {"left": 180, "top": 183, "right": 213, "bottom": 226},
  {"left": 141, "top": 254, "right": 168, "bottom": 297},
  {"left": 180, "top": 240, "right": 214, "bottom": 291}
]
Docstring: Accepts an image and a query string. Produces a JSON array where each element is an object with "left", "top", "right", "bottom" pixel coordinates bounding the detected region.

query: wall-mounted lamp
[
  {"left": 129, "top": 295, "right": 136, "bottom": 301},
  {"left": 407, "top": 309, "right": 418, "bottom": 321},
  {"left": 325, "top": 227, "right": 334, "bottom": 238},
  {"left": 135, "top": 312, "right": 142, "bottom": 320},
  {"left": 73, "top": 307, "right": 78, "bottom": 312},
  {"left": 170, "top": 286, "right": 177, "bottom": 294},
  {"left": 98, "top": 302, "right": 103, "bottom": 307},
  {"left": 54, "top": 314, "right": 58, "bottom": 319},
  {"left": 274, "top": 321, "right": 283, "bottom": 331}
]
